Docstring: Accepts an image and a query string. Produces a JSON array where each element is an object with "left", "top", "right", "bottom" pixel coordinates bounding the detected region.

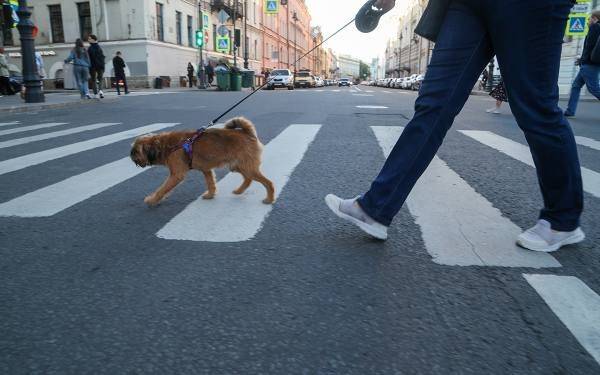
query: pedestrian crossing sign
[
  {"left": 265, "top": 0, "right": 279, "bottom": 14},
  {"left": 566, "top": 14, "right": 589, "bottom": 37},
  {"left": 216, "top": 36, "right": 230, "bottom": 53}
]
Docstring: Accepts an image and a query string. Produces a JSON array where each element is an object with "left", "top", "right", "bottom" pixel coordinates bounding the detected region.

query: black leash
[{"left": 207, "top": 17, "right": 357, "bottom": 127}]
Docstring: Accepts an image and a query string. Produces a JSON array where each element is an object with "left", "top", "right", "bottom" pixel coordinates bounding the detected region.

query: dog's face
[{"left": 130, "top": 134, "right": 158, "bottom": 168}]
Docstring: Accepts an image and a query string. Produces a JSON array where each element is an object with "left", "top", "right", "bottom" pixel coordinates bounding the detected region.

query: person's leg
[
  {"left": 115, "top": 75, "right": 121, "bottom": 95},
  {"left": 580, "top": 64, "right": 600, "bottom": 100},
  {"left": 74, "top": 66, "right": 85, "bottom": 98},
  {"left": 97, "top": 69, "right": 104, "bottom": 96},
  {"left": 122, "top": 75, "right": 129, "bottom": 93},
  {"left": 487, "top": 0, "right": 583, "bottom": 232},
  {"left": 565, "top": 70, "right": 585, "bottom": 115},
  {"left": 357, "top": 0, "right": 493, "bottom": 226},
  {"left": 90, "top": 68, "right": 98, "bottom": 95}
]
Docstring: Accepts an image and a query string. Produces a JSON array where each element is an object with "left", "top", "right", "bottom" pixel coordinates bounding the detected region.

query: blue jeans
[
  {"left": 73, "top": 65, "right": 89, "bottom": 98},
  {"left": 565, "top": 64, "right": 600, "bottom": 115},
  {"left": 358, "top": 0, "right": 583, "bottom": 232}
]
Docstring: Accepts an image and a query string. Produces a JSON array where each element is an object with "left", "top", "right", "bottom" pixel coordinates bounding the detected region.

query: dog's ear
[{"left": 144, "top": 144, "right": 157, "bottom": 164}]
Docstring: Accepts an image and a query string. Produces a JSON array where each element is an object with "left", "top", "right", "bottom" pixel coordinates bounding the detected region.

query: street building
[{"left": 337, "top": 54, "right": 360, "bottom": 80}]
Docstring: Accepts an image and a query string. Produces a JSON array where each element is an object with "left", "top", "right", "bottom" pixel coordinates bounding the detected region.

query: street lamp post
[
  {"left": 233, "top": 0, "right": 237, "bottom": 67},
  {"left": 16, "top": 0, "right": 44, "bottom": 103},
  {"left": 243, "top": 0, "right": 248, "bottom": 69},
  {"left": 292, "top": 11, "right": 298, "bottom": 73},
  {"left": 197, "top": 2, "right": 206, "bottom": 89}
]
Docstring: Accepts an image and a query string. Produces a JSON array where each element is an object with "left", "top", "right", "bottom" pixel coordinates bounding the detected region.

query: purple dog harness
[{"left": 175, "top": 127, "right": 206, "bottom": 168}]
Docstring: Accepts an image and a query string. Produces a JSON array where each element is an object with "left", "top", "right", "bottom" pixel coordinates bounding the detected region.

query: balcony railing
[{"left": 210, "top": 0, "right": 244, "bottom": 19}]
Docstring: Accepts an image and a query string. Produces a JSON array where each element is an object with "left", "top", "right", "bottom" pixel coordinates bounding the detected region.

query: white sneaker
[
  {"left": 325, "top": 194, "right": 388, "bottom": 240},
  {"left": 99, "top": 90, "right": 104, "bottom": 98},
  {"left": 517, "top": 219, "right": 585, "bottom": 253}
]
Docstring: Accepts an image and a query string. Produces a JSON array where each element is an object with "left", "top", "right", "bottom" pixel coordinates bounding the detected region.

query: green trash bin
[
  {"left": 241, "top": 69, "right": 255, "bottom": 89},
  {"left": 230, "top": 73, "right": 242, "bottom": 91},
  {"left": 216, "top": 66, "right": 231, "bottom": 91}
]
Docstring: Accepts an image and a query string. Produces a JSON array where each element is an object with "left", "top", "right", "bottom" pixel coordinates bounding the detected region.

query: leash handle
[{"left": 208, "top": 17, "right": 356, "bottom": 127}]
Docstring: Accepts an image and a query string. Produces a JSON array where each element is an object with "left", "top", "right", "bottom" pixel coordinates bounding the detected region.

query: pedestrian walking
[
  {"left": 326, "top": 0, "right": 585, "bottom": 253},
  {"left": 205, "top": 63, "right": 214, "bottom": 87},
  {"left": 486, "top": 79, "right": 508, "bottom": 114},
  {"left": 564, "top": 10, "right": 600, "bottom": 117},
  {"left": 87, "top": 35, "right": 106, "bottom": 98},
  {"left": 112, "top": 51, "right": 129, "bottom": 95},
  {"left": 0, "top": 47, "right": 12, "bottom": 96},
  {"left": 187, "top": 62, "right": 195, "bottom": 88},
  {"left": 64, "top": 38, "right": 91, "bottom": 99}
]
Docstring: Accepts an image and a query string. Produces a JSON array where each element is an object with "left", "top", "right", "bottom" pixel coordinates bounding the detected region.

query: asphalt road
[{"left": 1, "top": 86, "right": 599, "bottom": 374}]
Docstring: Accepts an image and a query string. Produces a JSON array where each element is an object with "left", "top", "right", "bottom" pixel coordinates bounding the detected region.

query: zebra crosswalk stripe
[
  {"left": 0, "top": 122, "right": 68, "bottom": 137},
  {"left": 459, "top": 130, "right": 600, "bottom": 198},
  {"left": 0, "top": 123, "right": 179, "bottom": 176},
  {"left": 575, "top": 136, "right": 600, "bottom": 152},
  {"left": 157, "top": 124, "right": 322, "bottom": 242},
  {"left": 371, "top": 126, "right": 560, "bottom": 268},
  {"left": 0, "top": 121, "right": 20, "bottom": 128},
  {"left": 0, "top": 123, "right": 121, "bottom": 149},
  {"left": 524, "top": 274, "right": 600, "bottom": 365},
  {"left": 0, "top": 157, "right": 143, "bottom": 217}
]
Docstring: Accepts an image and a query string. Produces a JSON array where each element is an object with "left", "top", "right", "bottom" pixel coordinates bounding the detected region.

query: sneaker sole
[
  {"left": 517, "top": 229, "right": 585, "bottom": 253},
  {"left": 325, "top": 195, "right": 387, "bottom": 240}
]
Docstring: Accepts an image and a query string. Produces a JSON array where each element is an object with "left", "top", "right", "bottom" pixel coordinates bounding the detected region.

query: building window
[
  {"left": 156, "top": 3, "right": 164, "bottom": 41},
  {"left": 48, "top": 4, "right": 65, "bottom": 43},
  {"left": 254, "top": 39, "right": 257, "bottom": 60},
  {"left": 77, "top": 2, "right": 92, "bottom": 40},
  {"left": 176, "top": 11, "right": 182, "bottom": 45},
  {"left": 187, "top": 15, "right": 193, "bottom": 47}
]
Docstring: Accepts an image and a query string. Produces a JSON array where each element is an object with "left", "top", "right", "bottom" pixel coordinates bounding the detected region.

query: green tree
[{"left": 359, "top": 61, "right": 371, "bottom": 80}]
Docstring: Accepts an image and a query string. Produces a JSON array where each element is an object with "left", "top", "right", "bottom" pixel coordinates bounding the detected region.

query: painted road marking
[
  {"left": 366, "top": 90, "right": 374, "bottom": 93},
  {"left": 575, "top": 136, "right": 600, "bottom": 152},
  {"left": 0, "top": 158, "right": 144, "bottom": 217},
  {"left": 383, "top": 90, "right": 392, "bottom": 93},
  {"left": 0, "top": 121, "right": 20, "bottom": 127},
  {"left": 0, "top": 122, "right": 67, "bottom": 137},
  {"left": 0, "top": 123, "right": 179, "bottom": 176},
  {"left": 354, "top": 86, "right": 362, "bottom": 92},
  {"left": 356, "top": 105, "right": 388, "bottom": 109},
  {"left": 352, "top": 94, "right": 374, "bottom": 97},
  {"left": 460, "top": 131, "right": 600, "bottom": 198},
  {"left": 157, "top": 124, "right": 321, "bottom": 242},
  {"left": 524, "top": 274, "right": 600, "bottom": 364},
  {"left": 0, "top": 123, "right": 121, "bottom": 149},
  {"left": 371, "top": 126, "right": 559, "bottom": 268},
  {"left": 332, "top": 90, "right": 340, "bottom": 92}
]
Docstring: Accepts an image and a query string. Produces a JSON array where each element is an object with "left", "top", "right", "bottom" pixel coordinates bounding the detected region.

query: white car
[
  {"left": 315, "top": 76, "right": 325, "bottom": 87},
  {"left": 412, "top": 74, "right": 425, "bottom": 90},
  {"left": 267, "top": 69, "right": 294, "bottom": 90}
]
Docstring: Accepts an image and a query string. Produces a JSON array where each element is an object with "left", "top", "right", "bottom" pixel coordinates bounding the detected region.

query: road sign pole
[{"left": 197, "top": 14, "right": 207, "bottom": 89}]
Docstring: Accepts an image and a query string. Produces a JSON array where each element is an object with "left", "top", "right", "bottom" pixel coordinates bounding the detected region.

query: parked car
[
  {"left": 338, "top": 78, "right": 351, "bottom": 87},
  {"left": 295, "top": 70, "right": 316, "bottom": 88},
  {"left": 266, "top": 69, "right": 294, "bottom": 90},
  {"left": 315, "top": 76, "right": 325, "bottom": 87},
  {"left": 412, "top": 74, "right": 424, "bottom": 90},
  {"left": 392, "top": 78, "right": 403, "bottom": 89}
]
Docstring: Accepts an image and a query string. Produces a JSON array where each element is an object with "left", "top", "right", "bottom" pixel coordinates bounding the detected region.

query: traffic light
[{"left": 195, "top": 29, "right": 203, "bottom": 47}]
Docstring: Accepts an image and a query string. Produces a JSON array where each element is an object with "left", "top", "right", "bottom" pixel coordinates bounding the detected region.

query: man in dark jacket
[
  {"left": 112, "top": 51, "right": 129, "bottom": 95},
  {"left": 565, "top": 10, "right": 600, "bottom": 117},
  {"left": 326, "top": 0, "right": 586, "bottom": 253},
  {"left": 87, "top": 35, "right": 105, "bottom": 98}
]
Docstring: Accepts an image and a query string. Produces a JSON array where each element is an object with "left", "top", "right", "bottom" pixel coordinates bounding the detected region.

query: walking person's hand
[{"left": 375, "top": 0, "right": 395, "bottom": 12}]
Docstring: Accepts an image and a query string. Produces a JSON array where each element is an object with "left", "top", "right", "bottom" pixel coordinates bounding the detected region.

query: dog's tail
[{"left": 225, "top": 117, "right": 257, "bottom": 138}]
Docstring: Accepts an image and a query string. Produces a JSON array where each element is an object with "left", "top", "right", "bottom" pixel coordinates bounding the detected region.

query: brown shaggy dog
[{"left": 130, "top": 117, "right": 275, "bottom": 206}]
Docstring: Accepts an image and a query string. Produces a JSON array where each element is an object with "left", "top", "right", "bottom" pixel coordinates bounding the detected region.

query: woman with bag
[{"left": 64, "top": 39, "right": 92, "bottom": 99}]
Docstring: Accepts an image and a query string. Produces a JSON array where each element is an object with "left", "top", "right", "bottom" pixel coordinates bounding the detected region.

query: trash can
[
  {"left": 215, "top": 65, "right": 231, "bottom": 91},
  {"left": 154, "top": 77, "right": 163, "bottom": 89},
  {"left": 230, "top": 72, "right": 242, "bottom": 91},
  {"left": 241, "top": 69, "right": 255, "bottom": 89}
]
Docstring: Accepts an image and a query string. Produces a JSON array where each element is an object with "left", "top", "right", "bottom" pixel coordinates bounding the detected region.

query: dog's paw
[
  {"left": 232, "top": 188, "right": 245, "bottom": 195},
  {"left": 202, "top": 191, "right": 215, "bottom": 200},
  {"left": 144, "top": 195, "right": 160, "bottom": 206},
  {"left": 262, "top": 198, "right": 275, "bottom": 205}
]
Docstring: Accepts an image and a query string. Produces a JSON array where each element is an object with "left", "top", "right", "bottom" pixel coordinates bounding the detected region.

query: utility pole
[
  {"left": 197, "top": 1, "right": 207, "bottom": 89},
  {"left": 17, "top": 0, "right": 44, "bottom": 103},
  {"left": 243, "top": 0, "right": 248, "bottom": 69}
]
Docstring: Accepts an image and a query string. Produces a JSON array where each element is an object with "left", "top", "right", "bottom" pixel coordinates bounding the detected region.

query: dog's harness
[{"left": 172, "top": 127, "right": 207, "bottom": 168}]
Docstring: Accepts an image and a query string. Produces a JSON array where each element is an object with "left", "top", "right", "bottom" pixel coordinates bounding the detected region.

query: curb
[{"left": 0, "top": 96, "right": 119, "bottom": 114}]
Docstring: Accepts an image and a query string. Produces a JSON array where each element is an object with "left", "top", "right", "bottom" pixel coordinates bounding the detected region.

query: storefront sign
[{"left": 8, "top": 51, "right": 57, "bottom": 58}]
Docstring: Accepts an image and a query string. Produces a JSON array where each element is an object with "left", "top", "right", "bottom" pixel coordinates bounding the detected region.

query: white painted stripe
[
  {"left": 354, "top": 86, "right": 362, "bottom": 92},
  {"left": 524, "top": 274, "right": 600, "bottom": 364},
  {"left": 314, "top": 89, "right": 324, "bottom": 92},
  {"left": 356, "top": 105, "right": 388, "bottom": 109},
  {"left": 0, "top": 123, "right": 179, "bottom": 176},
  {"left": 0, "top": 157, "right": 143, "bottom": 217},
  {"left": 352, "top": 94, "right": 374, "bottom": 97},
  {"left": 371, "top": 126, "right": 559, "bottom": 268},
  {"left": 383, "top": 90, "right": 392, "bottom": 93},
  {"left": 366, "top": 90, "right": 374, "bottom": 93},
  {"left": 332, "top": 90, "right": 340, "bottom": 92},
  {"left": 0, "top": 122, "right": 67, "bottom": 137},
  {"left": 157, "top": 124, "right": 321, "bottom": 242},
  {"left": 575, "top": 136, "right": 600, "bottom": 151},
  {"left": 460, "top": 131, "right": 600, "bottom": 198},
  {"left": 0, "top": 121, "right": 20, "bottom": 127},
  {"left": 0, "top": 122, "right": 121, "bottom": 149}
]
